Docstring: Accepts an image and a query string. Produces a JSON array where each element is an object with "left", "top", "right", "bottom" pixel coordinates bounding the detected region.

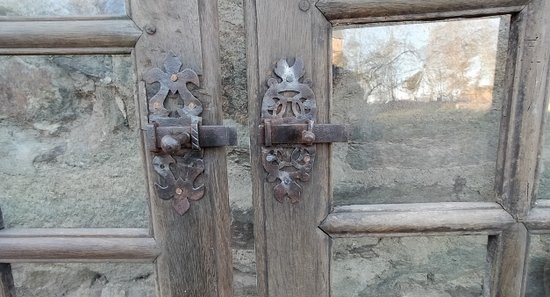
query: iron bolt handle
[
  {"left": 160, "top": 133, "right": 191, "bottom": 154},
  {"left": 301, "top": 120, "right": 316, "bottom": 145}
]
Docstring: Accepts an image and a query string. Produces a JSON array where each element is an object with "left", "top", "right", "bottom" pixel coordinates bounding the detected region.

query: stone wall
[{"left": 0, "top": 1, "right": 548, "bottom": 297}]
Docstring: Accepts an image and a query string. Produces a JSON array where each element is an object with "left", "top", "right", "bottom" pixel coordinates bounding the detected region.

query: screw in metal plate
[
  {"left": 144, "top": 24, "right": 156, "bottom": 35},
  {"left": 298, "top": 0, "right": 310, "bottom": 12},
  {"left": 175, "top": 188, "right": 183, "bottom": 195}
]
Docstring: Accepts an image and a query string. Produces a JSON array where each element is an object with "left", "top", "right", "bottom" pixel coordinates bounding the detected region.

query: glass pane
[
  {"left": 0, "top": 55, "right": 148, "bottom": 228},
  {"left": 526, "top": 234, "right": 550, "bottom": 296},
  {"left": 332, "top": 236, "right": 488, "bottom": 297},
  {"left": 332, "top": 17, "right": 509, "bottom": 205},
  {"left": 12, "top": 263, "right": 153, "bottom": 296},
  {"left": 0, "top": 0, "right": 125, "bottom": 16},
  {"left": 537, "top": 107, "right": 550, "bottom": 199}
]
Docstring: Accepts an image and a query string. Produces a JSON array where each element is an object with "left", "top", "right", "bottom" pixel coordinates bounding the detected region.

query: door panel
[
  {"left": 246, "top": 0, "right": 332, "bottom": 296},
  {"left": 0, "top": 0, "right": 234, "bottom": 296},
  {"left": 246, "top": 0, "right": 550, "bottom": 296}
]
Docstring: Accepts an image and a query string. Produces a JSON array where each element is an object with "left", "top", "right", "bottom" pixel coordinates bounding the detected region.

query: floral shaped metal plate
[{"left": 261, "top": 58, "right": 317, "bottom": 203}]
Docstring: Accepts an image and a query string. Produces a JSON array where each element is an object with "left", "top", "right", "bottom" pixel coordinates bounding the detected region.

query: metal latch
[
  {"left": 259, "top": 58, "right": 347, "bottom": 204},
  {"left": 143, "top": 53, "right": 237, "bottom": 215}
]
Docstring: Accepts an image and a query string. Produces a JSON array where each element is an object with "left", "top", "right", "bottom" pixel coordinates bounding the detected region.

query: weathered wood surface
[
  {"left": 493, "top": 0, "right": 550, "bottom": 296},
  {"left": 0, "top": 228, "right": 159, "bottom": 263},
  {"left": 488, "top": 224, "right": 529, "bottom": 297},
  {"left": 130, "top": 0, "right": 233, "bottom": 295},
  {"left": 320, "top": 202, "right": 515, "bottom": 237},
  {"left": 0, "top": 209, "right": 15, "bottom": 297},
  {"left": 246, "top": 0, "right": 332, "bottom": 296},
  {"left": 0, "top": 18, "right": 141, "bottom": 54},
  {"left": 0, "top": 228, "right": 150, "bottom": 238},
  {"left": 498, "top": 0, "right": 550, "bottom": 220},
  {"left": 525, "top": 206, "right": 550, "bottom": 232},
  {"left": 316, "top": 0, "right": 527, "bottom": 24}
]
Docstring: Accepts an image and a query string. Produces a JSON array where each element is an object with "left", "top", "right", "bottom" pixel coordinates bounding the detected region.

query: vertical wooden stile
[{"left": 129, "top": 0, "right": 233, "bottom": 296}]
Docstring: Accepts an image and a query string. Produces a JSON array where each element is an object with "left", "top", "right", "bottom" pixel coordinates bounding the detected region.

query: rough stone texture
[
  {"left": 0, "top": 0, "right": 125, "bottom": 16},
  {"left": 11, "top": 263, "right": 154, "bottom": 297},
  {"left": 0, "top": 55, "right": 148, "bottom": 229},
  {"left": 526, "top": 234, "right": 550, "bottom": 297},
  {"left": 0, "top": 2, "right": 545, "bottom": 297},
  {"left": 331, "top": 18, "right": 508, "bottom": 206},
  {"left": 332, "top": 236, "right": 487, "bottom": 297}
]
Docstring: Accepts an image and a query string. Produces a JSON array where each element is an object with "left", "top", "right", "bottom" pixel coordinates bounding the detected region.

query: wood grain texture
[
  {"left": 0, "top": 229, "right": 159, "bottom": 263},
  {"left": 0, "top": 209, "right": 15, "bottom": 297},
  {"left": 525, "top": 206, "right": 550, "bottom": 231},
  {"left": 0, "top": 18, "right": 141, "bottom": 54},
  {"left": 487, "top": 224, "right": 529, "bottom": 297},
  {"left": 493, "top": 1, "right": 550, "bottom": 296},
  {"left": 320, "top": 202, "right": 515, "bottom": 237},
  {"left": 0, "top": 228, "right": 150, "bottom": 238},
  {"left": 316, "top": 0, "right": 527, "bottom": 24},
  {"left": 0, "top": 47, "right": 134, "bottom": 55},
  {"left": 498, "top": 0, "right": 550, "bottom": 220},
  {"left": 246, "top": 0, "right": 332, "bottom": 296},
  {"left": 130, "top": 0, "right": 233, "bottom": 296}
]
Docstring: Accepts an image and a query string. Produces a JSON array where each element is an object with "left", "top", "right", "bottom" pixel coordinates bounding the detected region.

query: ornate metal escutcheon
[
  {"left": 260, "top": 58, "right": 347, "bottom": 204},
  {"left": 144, "top": 53, "right": 237, "bottom": 215}
]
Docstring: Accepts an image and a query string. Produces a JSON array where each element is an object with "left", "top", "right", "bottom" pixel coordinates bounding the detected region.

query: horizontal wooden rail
[
  {"left": 524, "top": 200, "right": 550, "bottom": 232},
  {"left": 316, "top": 0, "right": 528, "bottom": 24},
  {"left": 0, "top": 18, "right": 142, "bottom": 55},
  {"left": 320, "top": 202, "right": 516, "bottom": 237},
  {"left": 0, "top": 228, "right": 159, "bottom": 263}
]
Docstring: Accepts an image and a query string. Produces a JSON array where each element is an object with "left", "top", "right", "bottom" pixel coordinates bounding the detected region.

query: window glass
[
  {"left": 12, "top": 263, "right": 154, "bottom": 296},
  {"left": 332, "top": 236, "right": 488, "bottom": 297},
  {"left": 0, "top": 55, "right": 148, "bottom": 228},
  {"left": 332, "top": 17, "right": 509, "bottom": 205},
  {"left": 0, "top": 0, "right": 125, "bottom": 16}
]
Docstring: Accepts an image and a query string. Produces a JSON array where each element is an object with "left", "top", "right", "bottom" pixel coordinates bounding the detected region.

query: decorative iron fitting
[
  {"left": 258, "top": 58, "right": 347, "bottom": 203},
  {"left": 144, "top": 53, "right": 237, "bottom": 215},
  {"left": 260, "top": 58, "right": 347, "bottom": 204}
]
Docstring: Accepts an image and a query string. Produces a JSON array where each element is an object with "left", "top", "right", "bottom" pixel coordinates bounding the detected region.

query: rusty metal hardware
[
  {"left": 144, "top": 53, "right": 237, "bottom": 215},
  {"left": 260, "top": 58, "right": 347, "bottom": 203}
]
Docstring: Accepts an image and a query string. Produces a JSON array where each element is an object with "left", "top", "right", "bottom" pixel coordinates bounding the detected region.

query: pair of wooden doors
[{"left": 1, "top": 0, "right": 550, "bottom": 296}]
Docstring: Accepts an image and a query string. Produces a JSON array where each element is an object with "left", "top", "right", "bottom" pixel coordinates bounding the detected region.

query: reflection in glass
[
  {"left": 12, "top": 263, "right": 154, "bottom": 296},
  {"left": 537, "top": 106, "right": 550, "bottom": 199},
  {"left": 332, "top": 17, "right": 508, "bottom": 205},
  {"left": 526, "top": 234, "right": 550, "bottom": 296},
  {"left": 332, "top": 236, "right": 487, "bottom": 297},
  {"left": 0, "top": 55, "right": 148, "bottom": 228},
  {"left": 0, "top": 0, "right": 125, "bottom": 16}
]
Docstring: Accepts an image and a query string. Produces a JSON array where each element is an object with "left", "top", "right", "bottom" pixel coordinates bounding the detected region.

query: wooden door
[
  {"left": 0, "top": 0, "right": 233, "bottom": 296},
  {"left": 246, "top": 0, "right": 550, "bottom": 296}
]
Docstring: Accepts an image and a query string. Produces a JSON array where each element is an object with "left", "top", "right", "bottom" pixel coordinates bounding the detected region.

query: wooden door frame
[
  {"left": 245, "top": 0, "right": 550, "bottom": 296},
  {"left": 0, "top": 0, "right": 233, "bottom": 296}
]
